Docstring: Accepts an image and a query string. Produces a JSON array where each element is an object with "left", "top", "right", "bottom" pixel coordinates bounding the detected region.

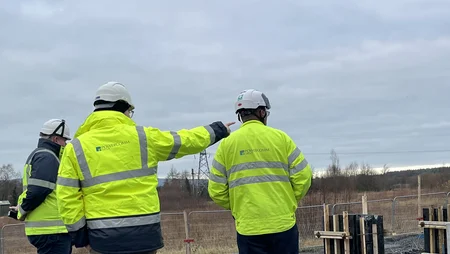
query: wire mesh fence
[
  {"left": 187, "top": 210, "right": 237, "bottom": 253},
  {"left": 296, "top": 205, "right": 324, "bottom": 249},
  {"left": 160, "top": 212, "right": 187, "bottom": 254},
  {"left": 1, "top": 191, "right": 449, "bottom": 254},
  {"left": 392, "top": 192, "right": 448, "bottom": 234},
  {"left": 0, "top": 224, "right": 33, "bottom": 254}
]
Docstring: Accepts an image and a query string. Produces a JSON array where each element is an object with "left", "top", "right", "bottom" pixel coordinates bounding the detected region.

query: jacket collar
[
  {"left": 37, "top": 138, "right": 61, "bottom": 157},
  {"left": 241, "top": 120, "right": 265, "bottom": 128},
  {"left": 74, "top": 110, "right": 136, "bottom": 139}
]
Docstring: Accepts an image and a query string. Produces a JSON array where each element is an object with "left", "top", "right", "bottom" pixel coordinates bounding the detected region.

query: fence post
[
  {"left": 418, "top": 175, "right": 422, "bottom": 220},
  {"left": 183, "top": 210, "right": 192, "bottom": 254},
  {"left": 447, "top": 222, "right": 450, "bottom": 250},
  {"left": 0, "top": 224, "right": 6, "bottom": 254},
  {"left": 331, "top": 204, "right": 336, "bottom": 215},
  {"left": 362, "top": 193, "right": 368, "bottom": 214},
  {"left": 391, "top": 196, "right": 397, "bottom": 234},
  {"left": 0, "top": 226, "right": 3, "bottom": 254}
]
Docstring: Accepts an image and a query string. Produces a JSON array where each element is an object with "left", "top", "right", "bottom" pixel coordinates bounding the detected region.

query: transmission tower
[{"left": 196, "top": 150, "right": 210, "bottom": 196}]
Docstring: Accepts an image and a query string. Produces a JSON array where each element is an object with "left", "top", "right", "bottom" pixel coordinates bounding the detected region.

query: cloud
[{"left": 1, "top": 0, "right": 450, "bottom": 178}]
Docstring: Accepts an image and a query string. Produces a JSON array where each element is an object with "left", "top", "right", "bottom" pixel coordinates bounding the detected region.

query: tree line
[{"left": 158, "top": 149, "right": 450, "bottom": 209}]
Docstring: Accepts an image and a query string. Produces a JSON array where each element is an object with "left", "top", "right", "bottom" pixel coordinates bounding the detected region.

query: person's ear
[{"left": 258, "top": 109, "right": 265, "bottom": 118}]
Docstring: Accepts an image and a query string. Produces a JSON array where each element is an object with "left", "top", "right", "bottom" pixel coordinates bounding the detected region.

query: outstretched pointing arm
[{"left": 147, "top": 121, "right": 234, "bottom": 162}]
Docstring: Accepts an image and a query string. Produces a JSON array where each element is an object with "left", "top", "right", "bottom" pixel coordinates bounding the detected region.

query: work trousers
[
  {"left": 28, "top": 233, "right": 73, "bottom": 254},
  {"left": 237, "top": 224, "right": 299, "bottom": 254}
]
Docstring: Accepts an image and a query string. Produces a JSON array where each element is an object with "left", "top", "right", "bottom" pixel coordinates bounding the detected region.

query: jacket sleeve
[
  {"left": 18, "top": 152, "right": 59, "bottom": 220},
  {"left": 208, "top": 141, "right": 230, "bottom": 210},
  {"left": 286, "top": 136, "right": 313, "bottom": 203},
  {"left": 55, "top": 144, "right": 88, "bottom": 248},
  {"left": 146, "top": 121, "right": 229, "bottom": 162}
]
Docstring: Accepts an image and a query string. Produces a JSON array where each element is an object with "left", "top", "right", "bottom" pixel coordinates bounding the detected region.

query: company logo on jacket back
[
  {"left": 239, "top": 148, "right": 270, "bottom": 156},
  {"left": 96, "top": 140, "right": 131, "bottom": 152}
]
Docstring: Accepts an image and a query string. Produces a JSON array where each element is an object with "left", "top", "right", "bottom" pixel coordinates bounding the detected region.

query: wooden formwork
[
  {"left": 419, "top": 205, "right": 450, "bottom": 253},
  {"left": 314, "top": 205, "right": 385, "bottom": 254},
  {"left": 315, "top": 194, "right": 385, "bottom": 254}
]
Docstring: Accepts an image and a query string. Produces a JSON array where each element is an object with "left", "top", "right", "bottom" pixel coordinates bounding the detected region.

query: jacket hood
[{"left": 74, "top": 110, "right": 136, "bottom": 139}]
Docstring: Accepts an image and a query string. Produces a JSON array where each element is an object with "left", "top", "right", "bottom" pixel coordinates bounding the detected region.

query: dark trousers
[
  {"left": 28, "top": 233, "right": 73, "bottom": 254},
  {"left": 237, "top": 224, "right": 299, "bottom": 254}
]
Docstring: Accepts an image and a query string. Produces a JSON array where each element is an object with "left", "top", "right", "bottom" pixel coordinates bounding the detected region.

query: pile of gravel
[{"left": 384, "top": 233, "right": 424, "bottom": 254}]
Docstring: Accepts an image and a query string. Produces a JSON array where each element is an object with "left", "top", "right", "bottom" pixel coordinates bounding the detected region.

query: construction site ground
[
  {"left": 300, "top": 233, "right": 424, "bottom": 254},
  {"left": 0, "top": 215, "right": 427, "bottom": 254}
]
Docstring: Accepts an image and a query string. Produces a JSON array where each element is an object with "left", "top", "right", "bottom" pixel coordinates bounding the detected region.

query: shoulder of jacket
[
  {"left": 31, "top": 149, "right": 59, "bottom": 164},
  {"left": 265, "top": 125, "right": 289, "bottom": 136},
  {"left": 226, "top": 127, "right": 244, "bottom": 139}
]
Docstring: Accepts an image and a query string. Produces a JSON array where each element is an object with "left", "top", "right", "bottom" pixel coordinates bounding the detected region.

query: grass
[{"left": 1, "top": 188, "right": 448, "bottom": 253}]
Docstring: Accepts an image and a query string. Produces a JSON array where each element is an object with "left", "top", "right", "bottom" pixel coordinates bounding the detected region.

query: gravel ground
[
  {"left": 299, "top": 233, "right": 425, "bottom": 254},
  {"left": 384, "top": 233, "right": 424, "bottom": 254}
]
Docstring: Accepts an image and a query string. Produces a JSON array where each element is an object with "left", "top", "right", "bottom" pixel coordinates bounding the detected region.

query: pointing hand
[{"left": 224, "top": 122, "right": 236, "bottom": 134}]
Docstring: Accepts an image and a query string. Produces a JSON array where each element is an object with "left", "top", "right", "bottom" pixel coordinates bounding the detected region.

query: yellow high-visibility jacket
[
  {"left": 17, "top": 139, "right": 68, "bottom": 236},
  {"left": 55, "top": 110, "right": 229, "bottom": 253},
  {"left": 208, "top": 120, "right": 312, "bottom": 236}
]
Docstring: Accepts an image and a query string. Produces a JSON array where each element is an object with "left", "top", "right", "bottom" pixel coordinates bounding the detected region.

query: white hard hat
[
  {"left": 94, "top": 81, "right": 135, "bottom": 110},
  {"left": 40, "top": 119, "right": 71, "bottom": 140},
  {"left": 235, "top": 89, "right": 271, "bottom": 113}
]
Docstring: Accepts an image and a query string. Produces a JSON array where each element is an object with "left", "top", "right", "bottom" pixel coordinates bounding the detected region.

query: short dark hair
[
  {"left": 94, "top": 100, "right": 130, "bottom": 113},
  {"left": 238, "top": 106, "right": 266, "bottom": 122}
]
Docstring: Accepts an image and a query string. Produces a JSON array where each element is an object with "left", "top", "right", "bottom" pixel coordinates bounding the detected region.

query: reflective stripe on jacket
[
  {"left": 208, "top": 120, "right": 313, "bottom": 236},
  {"left": 56, "top": 110, "right": 229, "bottom": 253},
  {"left": 17, "top": 140, "right": 68, "bottom": 236}
]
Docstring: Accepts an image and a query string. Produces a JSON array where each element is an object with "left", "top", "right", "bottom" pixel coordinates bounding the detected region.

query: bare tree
[
  {"left": 180, "top": 169, "right": 190, "bottom": 179},
  {"left": 359, "top": 162, "right": 376, "bottom": 175},
  {"left": 326, "top": 149, "right": 341, "bottom": 177},
  {"left": 381, "top": 164, "right": 390, "bottom": 175},
  {"left": 343, "top": 161, "right": 359, "bottom": 177},
  {"left": 178, "top": 169, "right": 192, "bottom": 195},
  {"left": 0, "top": 164, "right": 20, "bottom": 181},
  {"left": 323, "top": 150, "right": 343, "bottom": 203},
  {"left": 166, "top": 165, "right": 181, "bottom": 184},
  {"left": 357, "top": 162, "right": 379, "bottom": 191},
  {"left": 0, "top": 164, "right": 21, "bottom": 203}
]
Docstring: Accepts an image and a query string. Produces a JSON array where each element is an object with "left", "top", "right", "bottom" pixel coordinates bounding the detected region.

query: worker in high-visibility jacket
[
  {"left": 11, "top": 119, "right": 73, "bottom": 254},
  {"left": 55, "top": 81, "right": 234, "bottom": 254},
  {"left": 208, "top": 89, "right": 313, "bottom": 254}
]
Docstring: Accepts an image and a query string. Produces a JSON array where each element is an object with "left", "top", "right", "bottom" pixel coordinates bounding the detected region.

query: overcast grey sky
[{"left": 1, "top": 0, "right": 450, "bottom": 178}]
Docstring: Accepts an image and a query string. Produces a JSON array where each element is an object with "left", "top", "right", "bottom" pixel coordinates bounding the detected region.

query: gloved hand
[
  {"left": 9, "top": 206, "right": 26, "bottom": 221},
  {"left": 8, "top": 209, "right": 18, "bottom": 220}
]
